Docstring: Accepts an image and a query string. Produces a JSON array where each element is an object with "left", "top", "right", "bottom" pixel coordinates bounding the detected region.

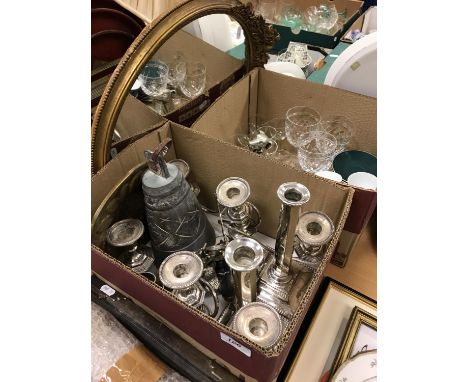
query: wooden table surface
[{"left": 324, "top": 215, "right": 377, "bottom": 300}]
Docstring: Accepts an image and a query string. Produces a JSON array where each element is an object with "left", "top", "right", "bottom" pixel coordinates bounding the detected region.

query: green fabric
[{"left": 307, "top": 42, "right": 351, "bottom": 84}]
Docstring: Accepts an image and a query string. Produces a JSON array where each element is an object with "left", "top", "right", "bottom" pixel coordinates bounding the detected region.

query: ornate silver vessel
[
  {"left": 294, "top": 211, "right": 334, "bottom": 271},
  {"left": 142, "top": 138, "right": 215, "bottom": 264},
  {"left": 106, "top": 218, "right": 158, "bottom": 281},
  {"left": 224, "top": 237, "right": 264, "bottom": 309},
  {"left": 258, "top": 182, "right": 310, "bottom": 318},
  {"left": 216, "top": 177, "right": 261, "bottom": 237},
  {"left": 232, "top": 302, "right": 282, "bottom": 348},
  {"left": 159, "top": 251, "right": 206, "bottom": 308}
]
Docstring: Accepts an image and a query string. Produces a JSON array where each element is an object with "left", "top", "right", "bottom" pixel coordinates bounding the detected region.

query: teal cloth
[
  {"left": 307, "top": 42, "right": 351, "bottom": 84},
  {"left": 226, "top": 41, "right": 352, "bottom": 84},
  {"left": 227, "top": 44, "right": 246, "bottom": 60}
]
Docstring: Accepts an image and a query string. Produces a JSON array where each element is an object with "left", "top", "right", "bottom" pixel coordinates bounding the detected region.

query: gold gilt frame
[
  {"left": 329, "top": 306, "right": 377, "bottom": 380},
  {"left": 91, "top": 0, "right": 278, "bottom": 174}
]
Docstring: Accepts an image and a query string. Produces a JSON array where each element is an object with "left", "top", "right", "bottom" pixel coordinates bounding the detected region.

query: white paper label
[
  {"left": 100, "top": 284, "right": 115, "bottom": 297},
  {"left": 220, "top": 332, "right": 251, "bottom": 357}
]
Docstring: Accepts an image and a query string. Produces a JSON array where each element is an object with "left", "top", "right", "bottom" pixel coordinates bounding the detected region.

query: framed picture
[
  {"left": 283, "top": 278, "right": 376, "bottom": 382},
  {"left": 329, "top": 306, "right": 377, "bottom": 379}
]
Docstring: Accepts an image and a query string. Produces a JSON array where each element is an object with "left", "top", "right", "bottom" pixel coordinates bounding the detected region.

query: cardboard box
[
  {"left": 112, "top": 28, "right": 245, "bottom": 150},
  {"left": 91, "top": 121, "right": 354, "bottom": 381},
  {"left": 268, "top": 0, "right": 363, "bottom": 51},
  {"left": 192, "top": 68, "right": 376, "bottom": 267}
]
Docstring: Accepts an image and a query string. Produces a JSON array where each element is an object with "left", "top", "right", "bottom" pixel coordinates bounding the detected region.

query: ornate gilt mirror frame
[{"left": 91, "top": 0, "right": 279, "bottom": 174}]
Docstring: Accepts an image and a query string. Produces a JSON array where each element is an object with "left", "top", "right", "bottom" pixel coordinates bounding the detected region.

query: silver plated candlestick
[
  {"left": 232, "top": 302, "right": 282, "bottom": 348},
  {"left": 295, "top": 211, "right": 334, "bottom": 256},
  {"left": 159, "top": 251, "right": 206, "bottom": 308},
  {"left": 258, "top": 182, "right": 310, "bottom": 318},
  {"left": 224, "top": 237, "right": 264, "bottom": 309},
  {"left": 216, "top": 177, "right": 261, "bottom": 238},
  {"left": 106, "top": 218, "right": 158, "bottom": 281},
  {"left": 293, "top": 211, "right": 334, "bottom": 272}
]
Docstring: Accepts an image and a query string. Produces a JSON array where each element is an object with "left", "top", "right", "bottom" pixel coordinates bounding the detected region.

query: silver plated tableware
[
  {"left": 258, "top": 182, "right": 310, "bottom": 318},
  {"left": 106, "top": 218, "right": 158, "bottom": 280},
  {"left": 232, "top": 302, "right": 283, "bottom": 348},
  {"left": 295, "top": 211, "right": 334, "bottom": 257},
  {"left": 216, "top": 177, "right": 261, "bottom": 237},
  {"left": 224, "top": 237, "right": 264, "bottom": 309},
  {"left": 159, "top": 251, "right": 206, "bottom": 308},
  {"left": 292, "top": 211, "right": 334, "bottom": 272}
]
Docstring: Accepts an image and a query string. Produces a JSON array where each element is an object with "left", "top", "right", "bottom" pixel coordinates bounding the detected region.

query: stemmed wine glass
[{"left": 179, "top": 62, "right": 207, "bottom": 99}]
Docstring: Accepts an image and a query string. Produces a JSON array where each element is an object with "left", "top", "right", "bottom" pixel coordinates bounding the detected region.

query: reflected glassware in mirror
[
  {"left": 166, "top": 51, "right": 187, "bottom": 87},
  {"left": 298, "top": 131, "right": 337, "bottom": 173},
  {"left": 256, "top": 0, "right": 277, "bottom": 23},
  {"left": 179, "top": 62, "right": 207, "bottom": 99},
  {"left": 139, "top": 60, "right": 169, "bottom": 98},
  {"left": 280, "top": 5, "right": 304, "bottom": 34},
  {"left": 320, "top": 115, "right": 354, "bottom": 155},
  {"left": 285, "top": 106, "right": 321, "bottom": 148}
]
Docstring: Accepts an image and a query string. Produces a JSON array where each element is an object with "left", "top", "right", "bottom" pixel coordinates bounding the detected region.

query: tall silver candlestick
[{"left": 258, "top": 182, "right": 310, "bottom": 319}]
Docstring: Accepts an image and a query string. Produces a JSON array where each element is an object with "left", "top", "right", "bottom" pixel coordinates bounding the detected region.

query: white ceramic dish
[
  {"left": 347, "top": 172, "right": 377, "bottom": 191},
  {"left": 324, "top": 32, "right": 377, "bottom": 97},
  {"left": 315, "top": 170, "right": 343, "bottom": 182},
  {"left": 264, "top": 62, "right": 306, "bottom": 79},
  {"left": 330, "top": 350, "right": 377, "bottom": 382}
]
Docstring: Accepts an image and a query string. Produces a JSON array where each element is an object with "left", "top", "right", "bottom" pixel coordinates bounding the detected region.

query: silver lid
[
  {"left": 296, "top": 211, "right": 334, "bottom": 246},
  {"left": 232, "top": 302, "right": 282, "bottom": 348},
  {"left": 216, "top": 177, "right": 250, "bottom": 208},
  {"left": 224, "top": 237, "right": 264, "bottom": 272},
  {"left": 106, "top": 219, "right": 144, "bottom": 247},
  {"left": 159, "top": 251, "right": 203, "bottom": 290},
  {"left": 169, "top": 159, "right": 190, "bottom": 178},
  {"left": 277, "top": 182, "right": 310, "bottom": 206}
]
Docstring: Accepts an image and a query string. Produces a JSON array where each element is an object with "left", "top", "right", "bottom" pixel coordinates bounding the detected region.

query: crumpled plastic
[{"left": 91, "top": 302, "right": 189, "bottom": 382}]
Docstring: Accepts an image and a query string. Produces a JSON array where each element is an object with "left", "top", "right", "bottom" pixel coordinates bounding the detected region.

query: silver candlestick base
[
  {"left": 159, "top": 251, "right": 206, "bottom": 308},
  {"left": 232, "top": 302, "right": 283, "bottom": 349},
  {"left": 257, "top": 255, "right": 296, "bottom": 319}
]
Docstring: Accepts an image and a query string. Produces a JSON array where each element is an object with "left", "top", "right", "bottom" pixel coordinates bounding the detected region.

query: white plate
[
  {"left": 324, "top": 32, "right": 377, "bottom": 97},
  {"left": 264, "top": 62, "right": 306, "bottom": 79},
  {"left": 330, "top": 350, "right": 377, "bottom": 382}
]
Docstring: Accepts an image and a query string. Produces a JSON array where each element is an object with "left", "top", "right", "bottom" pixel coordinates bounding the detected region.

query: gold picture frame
[
  {"left": 284, "top": 278, "right": 376, "bottom": 382},
  {"left": 329, "top": 306, "right": 377, "bottom": 380}
]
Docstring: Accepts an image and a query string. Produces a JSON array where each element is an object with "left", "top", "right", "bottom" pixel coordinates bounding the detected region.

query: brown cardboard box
[
  {"left": 192, "top": 68, "right": 377, "bottom": 267},
  {"left": 91, "top": 121, "right": 354, "bottom": 381},
  {"left": 112, "top": 28, "right": 245, "bottom": 150}
]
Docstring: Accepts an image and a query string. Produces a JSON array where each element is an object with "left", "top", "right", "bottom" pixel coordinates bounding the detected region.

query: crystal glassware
[
  {"left": 320, "top": 115, "right": 354, "bottom": 154},
  {"left": 285, "top": 106, "right": 321, "bottom": 148},
  {"left": 139, "top": 60, "right": 169, "bottom": 98},
  {"left": 166, "top": 51, "right": 187, "bottom": 87},
  {"left": 298, "top": 131, "right": 337, "bottom": 173},
  {"left": 256, "top": 0, "right": 277, "bottom": 23},
  {"left": 179, "top": 62, "right": 207, "bottom": 99},
  {"left": 280, "top": 5, "right": 304, "bottom": 34}
]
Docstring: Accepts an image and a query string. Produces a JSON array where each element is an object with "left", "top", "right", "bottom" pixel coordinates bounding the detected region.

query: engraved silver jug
[{"left": 142, "top": 138, "right": 216, "bottom": 264}]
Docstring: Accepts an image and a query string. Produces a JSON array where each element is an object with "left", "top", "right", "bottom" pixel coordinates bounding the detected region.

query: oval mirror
[{"left": 91, "top": 0, "right": 278, "bottom": 174}]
